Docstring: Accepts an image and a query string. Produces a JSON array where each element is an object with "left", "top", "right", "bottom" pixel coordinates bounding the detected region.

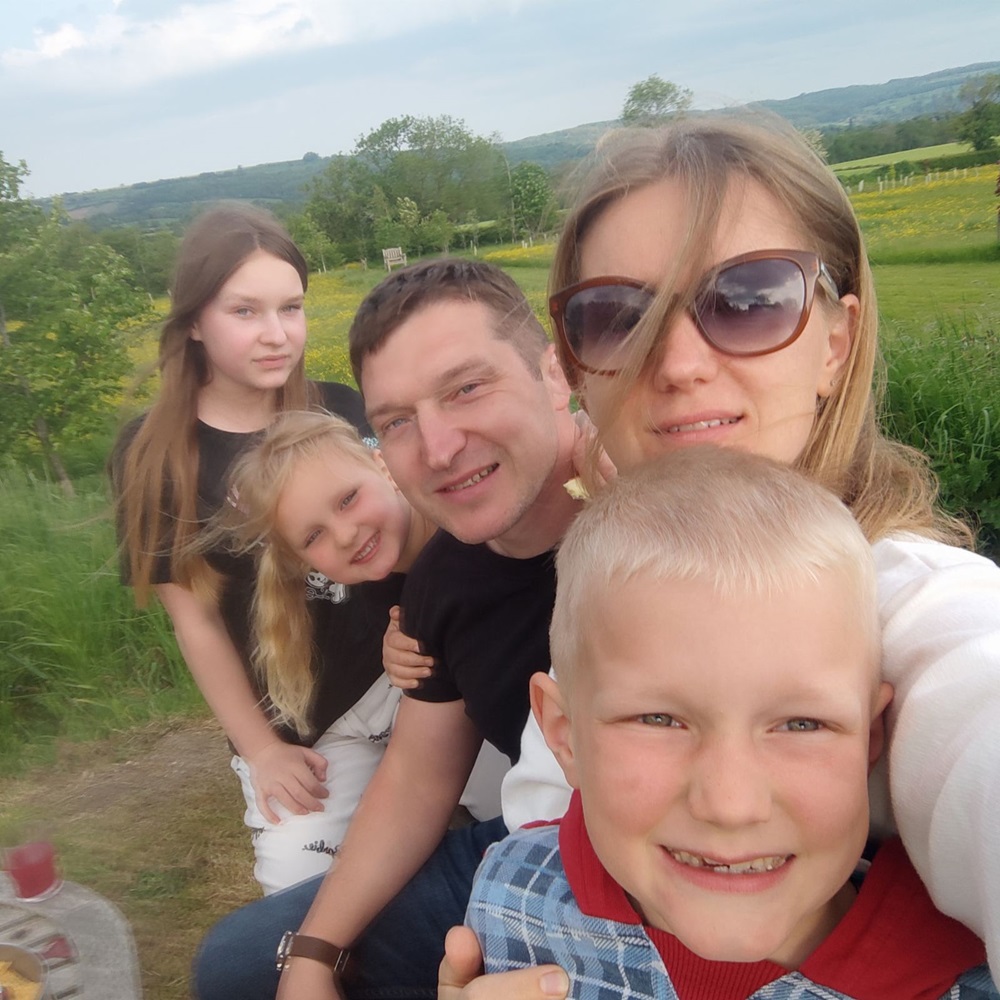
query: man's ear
[
  {"left": 530, "top": 671, "right": 580, "bottom": 789},
  {"left": 868, "top": 681, "right": 894, "bottom": 773},
  {"left": 540, "top": 344, "right": 573, "bottom": 412}
]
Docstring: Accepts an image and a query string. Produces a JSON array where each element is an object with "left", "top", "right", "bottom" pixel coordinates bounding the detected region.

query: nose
[
  {"left": 686, "top": 734, "right": 772, "bottom": 829},
  {"left": 649, "top": 310, "right": 719, "bottom": 392},
  {"left": 258, "top": 310, "right": 290, "bottom": 346},
  {"left": 417, "top": 409, "right": 466, "bottom": 472},
  {"left": 331, "top": 516, "right": 358, "bottom": 550}
]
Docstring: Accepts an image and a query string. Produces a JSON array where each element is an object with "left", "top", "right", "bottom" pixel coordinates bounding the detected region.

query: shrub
[{"left": 883, "top": 317, "right": 1000, "bottom": 558}]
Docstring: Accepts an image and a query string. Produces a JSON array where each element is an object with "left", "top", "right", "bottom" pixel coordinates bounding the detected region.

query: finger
[
  {"left": 388, "top": 675, "right": 423, "bottom": 690},
  {"left": 303, "top": 747, "right": 330, "bottom": 783},
  {"left": 281, "top": 785, "right": 322, "bottom": 815},
  {"left": 292, "top": 771, "right": 330, "bottom": 809},
  {"left": 256, "top": 791, "right": 282, "bottom": 826},
  {"left": 439, "top": 926, "right": 483, "bottom": 992}
]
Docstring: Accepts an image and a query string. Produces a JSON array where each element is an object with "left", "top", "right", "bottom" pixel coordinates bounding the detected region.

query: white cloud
[{"left": 1, "top": 0, "right": 548, "bottom": 91}]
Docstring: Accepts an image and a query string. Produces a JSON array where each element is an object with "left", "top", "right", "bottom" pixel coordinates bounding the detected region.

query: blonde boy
[{"left": 467, "top": 448, "right": 991, "bottom": 1000}]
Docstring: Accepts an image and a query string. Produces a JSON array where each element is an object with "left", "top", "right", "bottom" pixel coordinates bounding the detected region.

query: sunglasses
[{"left": 549, "top": 249, "right": 841, "bottom": 376}]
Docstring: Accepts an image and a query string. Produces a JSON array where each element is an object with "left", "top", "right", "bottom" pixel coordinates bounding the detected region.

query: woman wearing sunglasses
[{"left": 444, "top": 113, "right": 1000, "bottom": 998}]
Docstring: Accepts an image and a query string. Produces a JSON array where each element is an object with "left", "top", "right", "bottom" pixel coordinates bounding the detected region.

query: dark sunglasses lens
[
  {"left": 696, "top": 258, "right": 806, "bottom": 354},
  {"left": 563, "top": 285, "right": 652, "bottom": 371}
]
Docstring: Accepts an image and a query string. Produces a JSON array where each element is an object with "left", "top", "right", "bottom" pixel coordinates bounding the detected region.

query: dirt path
[{"left": 1, "top": 717, "right": 259, "bottom": 999}]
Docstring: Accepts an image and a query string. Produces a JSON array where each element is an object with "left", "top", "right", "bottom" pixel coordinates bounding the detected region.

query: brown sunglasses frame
[{"left": 549, "top": 248, "right": 840, "bottom": 377}]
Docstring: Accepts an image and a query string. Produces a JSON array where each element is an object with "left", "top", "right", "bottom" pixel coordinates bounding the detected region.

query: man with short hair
[{"left": 194, "top": 260, "right": 582, "bottom": 1000}]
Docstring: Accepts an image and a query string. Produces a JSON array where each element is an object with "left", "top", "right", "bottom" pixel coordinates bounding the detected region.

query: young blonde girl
[
  {"left": 111, "top": 205, "right": 398, "bottom": 893},
  {"left": 218, "top": 409, "right": 435, "bottom": 738},
  {"left": 217, "top": 409, "right": 510, "bottom": 885}
]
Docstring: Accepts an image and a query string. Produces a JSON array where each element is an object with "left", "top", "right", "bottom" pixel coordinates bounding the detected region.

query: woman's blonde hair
[
  {"left": 114, "top": 203, "right": 316, "bottom": 606},
  {"left": 217, "top": 409, "right": 383, "bottom": 737},
  {"left": 551, "top": 113, "right": 971, "bottom": 547}
]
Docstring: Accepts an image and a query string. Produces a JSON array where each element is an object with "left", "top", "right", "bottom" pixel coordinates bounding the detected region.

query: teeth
[
  {"left": 352, "top": 534, "right": 378, "bottom": 562},
  {"left": 668, "top": 849, "right": 788, "bottom": 874},
  {"left": 667, "top": 417, "right": 739, "bottom": 434},
  {"left": 444, "top": 465, "right": 497, "bottom": 492}
]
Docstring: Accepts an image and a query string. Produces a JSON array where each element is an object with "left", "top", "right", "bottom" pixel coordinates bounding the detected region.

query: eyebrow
[
  {"left": 219, "top": 291, "right": 304, "bottom": 306},
  {"left": 365, "top": 359, "right": 499, "bottom": 424}
]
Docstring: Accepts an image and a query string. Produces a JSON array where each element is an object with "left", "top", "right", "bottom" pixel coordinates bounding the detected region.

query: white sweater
[{"left": 501, "top": 535, "right": 1000, "bottom": 984}]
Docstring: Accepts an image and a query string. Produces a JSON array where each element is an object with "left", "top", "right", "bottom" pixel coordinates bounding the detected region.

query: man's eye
[
  {"left": 381, "top": 417, "right": 408, "bottom": 435},
  {"left": 638, "top": 713, "right": 680, "bottom": 728},
  {"left": 778, "top": 718, "right": 823, "bottom": 732},
  {"left": 456, "top": 382, "right": 480, "bottom": 397},
  {"left": 235, "top": 307, "right": 253, "bottom": 317}
]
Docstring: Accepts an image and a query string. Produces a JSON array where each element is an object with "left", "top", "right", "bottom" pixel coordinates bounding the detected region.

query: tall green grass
[
  {"left": 0, "top": 469, "right": 201, "bottom": 771},
  {"left": 883, "top": 317, "right": 1000, "bottom": 557}
]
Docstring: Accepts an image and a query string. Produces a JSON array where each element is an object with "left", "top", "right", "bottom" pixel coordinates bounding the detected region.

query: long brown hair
[
  {"left": 115, "top": 203, "right": 317, "bottom": 605},
  {"left": 551, "top": 114, "right": 971, "bottom": 547}
]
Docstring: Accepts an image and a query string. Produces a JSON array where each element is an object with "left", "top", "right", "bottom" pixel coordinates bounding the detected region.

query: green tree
[
  {"left": 98, "top": 225, "right": 178, "bottom": 295},
  {"left": 622, "top": 75, "right": 693, "bottom": 127},
  {"left": 307, "top": 155, "right": 379, "bottom": 263},
  {"left": 353, "top": 115, "right": 508, "bottom": 228},
  {"left": 0, "top": 156, "right": 147, "bottom": 493},
  {"left": 957, "top": 74, "right": 1000, "bottom": 152},
  {"left": 286, "top": 211, "right": 339, "bottom": 272},
  {"left": 510, "top": 162, "right": 554, "bottom": 239}
]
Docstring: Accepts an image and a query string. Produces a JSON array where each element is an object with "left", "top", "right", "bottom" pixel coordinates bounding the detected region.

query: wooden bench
[{"left": 382, "top": 247, "right": 407, "bottom": 271}]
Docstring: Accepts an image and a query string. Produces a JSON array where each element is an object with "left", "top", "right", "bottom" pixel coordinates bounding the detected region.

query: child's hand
[
  {"left": 438, "top": 926, "right": 568, "bottom": 1000},
  {"left": 383, "top": 605, "right": 434, "bottom": 689},
  {"left": 247, "top": 739, "right": 329, "bottom": 824}
]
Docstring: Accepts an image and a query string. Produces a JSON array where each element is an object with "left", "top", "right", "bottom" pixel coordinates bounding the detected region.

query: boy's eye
[
  {"left": 777, "top": 718, "right": 823, "bottom": 732},
  {"left": 638, "top": 713, "right": 681, "bottom": 728},
  {"left": 303, "top": 528, "right": 321, "bottom": 548},
  {"left": 340, "top": 490, "right": 358, "bottom": 510}
]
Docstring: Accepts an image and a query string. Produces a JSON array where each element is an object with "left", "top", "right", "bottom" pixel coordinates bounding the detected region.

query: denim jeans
[{"left": 192, "top": 816, "right": 508, "bottom": 1000}]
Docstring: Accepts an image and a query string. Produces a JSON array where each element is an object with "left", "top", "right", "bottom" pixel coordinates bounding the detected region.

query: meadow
[{"left": 0, "top": 165, "right": 997, "bottom": 999}]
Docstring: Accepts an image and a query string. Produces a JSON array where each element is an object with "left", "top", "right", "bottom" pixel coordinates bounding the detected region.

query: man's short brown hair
[{"left": 348, "top": 258, "right": 550, "bottom": 389}]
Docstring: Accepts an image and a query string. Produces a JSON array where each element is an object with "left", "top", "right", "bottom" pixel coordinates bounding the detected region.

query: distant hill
[
  {"left": 47, "top": 62, "right": 1000, "bottom": 229},
  {"left": 753, "top": 61, "right": 1000, "bottom": 127}
]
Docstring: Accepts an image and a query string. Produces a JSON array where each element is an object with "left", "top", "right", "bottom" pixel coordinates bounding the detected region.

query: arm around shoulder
[{"left": 874, "top": 537, "right": 1000, "bottom": 981}]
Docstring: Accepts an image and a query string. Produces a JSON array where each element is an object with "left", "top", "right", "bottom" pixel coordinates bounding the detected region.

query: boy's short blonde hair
[{"left": 550, "top": 447, "right": 879, "bottom": 686}]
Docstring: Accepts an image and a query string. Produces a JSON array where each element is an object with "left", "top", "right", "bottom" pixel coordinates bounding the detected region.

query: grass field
[{"left": 832, "top": 141, "right": 970, "bottom": 172}]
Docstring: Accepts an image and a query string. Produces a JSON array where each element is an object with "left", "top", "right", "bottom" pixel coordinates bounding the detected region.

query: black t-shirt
[
  {"left": 401, "top": 531, "right": 557, "bottom": 762},
  {"left": 111, "top": 381, "right": 399, "bottom": 745}
]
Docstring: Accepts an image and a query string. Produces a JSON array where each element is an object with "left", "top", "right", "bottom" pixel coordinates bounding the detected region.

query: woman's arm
[
  {"left": 874, "top": 537, "right": 1000, "bottom": 982},
  {"left": 155, "top": 582, "right": 329, "bottom": 823},
  {"left": 276, "top": 696, "right": 483, "bottom": 1000}
]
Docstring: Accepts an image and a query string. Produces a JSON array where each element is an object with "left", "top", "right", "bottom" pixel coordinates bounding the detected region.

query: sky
[{"left": 3, "top": 0, "right": 998, "bottom": 199}]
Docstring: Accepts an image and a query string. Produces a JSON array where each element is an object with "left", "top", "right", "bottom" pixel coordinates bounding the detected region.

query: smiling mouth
[
  {"left": 666, "top": 417, "right": 740, "bottom": 434},
  {"left": 667, "top": 849, "right": 790, "bottom": 874},
  {"left": 351, "top": 532, "right": 379, "bottom": 563},
  {"left": 442, "top": 464, "right": 498, "bottom": 493}
]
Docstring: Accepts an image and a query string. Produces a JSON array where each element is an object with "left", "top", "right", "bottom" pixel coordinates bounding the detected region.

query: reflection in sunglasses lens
[
  {"left": 697, "top": 259, "right": 805, "bottom": 354},
  {"left": 568, "top": 286, "right": 650, "bottom": 370}
]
